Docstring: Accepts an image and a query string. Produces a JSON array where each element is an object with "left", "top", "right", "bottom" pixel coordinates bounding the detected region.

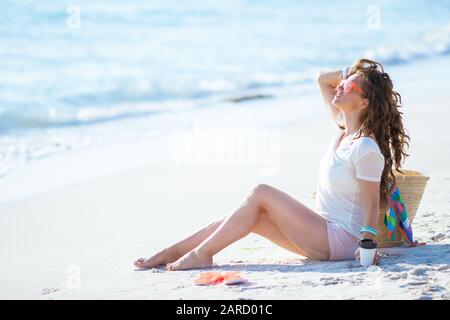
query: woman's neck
[{"left": 341, "top": 111, "right": 362, "bottom": 137}]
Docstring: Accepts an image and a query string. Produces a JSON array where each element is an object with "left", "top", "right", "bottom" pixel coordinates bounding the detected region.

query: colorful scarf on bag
[{"left": 384, "top": 186, "right": 426, "bottom": 247}]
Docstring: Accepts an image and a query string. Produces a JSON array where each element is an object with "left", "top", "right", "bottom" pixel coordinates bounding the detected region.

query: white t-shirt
[{"left": 314, "top": 127, "right": 385, "bottom": 239}]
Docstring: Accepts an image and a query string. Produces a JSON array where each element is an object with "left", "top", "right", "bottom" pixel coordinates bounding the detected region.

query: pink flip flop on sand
[
  {"left": 193, "top": 271, "right": 248, "bottom": 286},
  {"left": 193, "top": 271, "right": 223, "bottom": 286},
  {"left": 222, "top": 271, "right": 248, "bottom": 285}
]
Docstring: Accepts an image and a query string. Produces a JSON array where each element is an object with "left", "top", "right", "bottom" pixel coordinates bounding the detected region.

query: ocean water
[{"left": 1, "top": 0, "right": 450, "bottom": 178}]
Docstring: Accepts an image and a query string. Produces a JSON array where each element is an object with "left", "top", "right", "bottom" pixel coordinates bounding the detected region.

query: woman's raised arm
[{"left": 316, "top": 69, "right": 345, "bottom": 127}]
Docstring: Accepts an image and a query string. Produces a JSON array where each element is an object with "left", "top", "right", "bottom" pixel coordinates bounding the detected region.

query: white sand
[{"left": 1, "top": 67, "right": 450, "bottom": 300}]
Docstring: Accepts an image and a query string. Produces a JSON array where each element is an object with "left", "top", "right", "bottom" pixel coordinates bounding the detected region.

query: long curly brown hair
[{"left": 342, "top": 58, "right": 410, "bottom": 209}]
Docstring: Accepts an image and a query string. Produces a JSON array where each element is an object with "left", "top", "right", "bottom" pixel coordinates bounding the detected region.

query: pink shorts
[{"left": 326, "top": 221, "right": 360, "bottom": 261}]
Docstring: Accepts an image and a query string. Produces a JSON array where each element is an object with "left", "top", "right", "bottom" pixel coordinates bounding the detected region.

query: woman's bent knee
[
  {"left": 249, "top": 183, "right": 272, "bottom": 202},
  {"left": 254, "top": 183, "right": 272, "bottom": 194}
]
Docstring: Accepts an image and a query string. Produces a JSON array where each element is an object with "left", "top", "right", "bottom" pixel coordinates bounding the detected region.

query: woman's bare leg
[
  {"left": 134, "top": 200, "right": 314, "bottom": 270},
  {"left": 134, "top": 220, "right": 223, "bottom": 269},
  {"left": 134, "top": 211, "right": 307, "bottom": 269},
  {"left": 166, "top": 184, "right": 330, "bottom": 271}
]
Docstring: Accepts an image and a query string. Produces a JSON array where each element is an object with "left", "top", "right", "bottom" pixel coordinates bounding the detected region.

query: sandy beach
[{"left": 1, "top": 58, "right": 450, "bottom": 300}]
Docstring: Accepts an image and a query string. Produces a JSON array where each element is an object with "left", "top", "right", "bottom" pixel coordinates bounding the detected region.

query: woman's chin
[{"left": 332, "top": 96, "right": 344, "bottom": 106}]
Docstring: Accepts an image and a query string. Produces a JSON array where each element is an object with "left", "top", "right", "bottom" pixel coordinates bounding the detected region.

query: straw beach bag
[
  {"left": 376, "top": 169, "right": 430, "bottom": 248},
  {"left": 311, "top": 169, "right": 430, "bottom": 247}
]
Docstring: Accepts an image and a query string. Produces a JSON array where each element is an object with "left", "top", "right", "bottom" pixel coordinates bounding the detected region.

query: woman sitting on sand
[{"left": 134, "top": 58, "right": 410, "bottom": 271}]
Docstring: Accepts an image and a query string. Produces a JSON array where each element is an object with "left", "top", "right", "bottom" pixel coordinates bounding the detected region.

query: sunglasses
[{"left": 337, "top": 79, "right": 364, "bottom": 95}]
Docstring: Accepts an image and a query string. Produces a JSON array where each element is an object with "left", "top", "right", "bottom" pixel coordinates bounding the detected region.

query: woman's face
[{"left": 332, "top": 73, "right": 368, "bottom": 112}]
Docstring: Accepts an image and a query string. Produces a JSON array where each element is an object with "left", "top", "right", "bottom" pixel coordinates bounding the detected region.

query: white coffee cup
[{"left": 359, "top": 239, "right": 377, "bottom": 267}]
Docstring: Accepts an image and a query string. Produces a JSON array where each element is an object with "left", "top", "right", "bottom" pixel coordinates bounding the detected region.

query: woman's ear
[{"left": 360, "top": 98, "right": 369, "bottom": 109}]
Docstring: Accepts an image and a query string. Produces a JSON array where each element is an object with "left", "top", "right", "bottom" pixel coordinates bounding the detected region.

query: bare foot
[
  {"left": 134, "top": 247, "right": 181, "bottom": 270},
  {"left": 166, "top": 249, "right": 213, "bottom": 271}
]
